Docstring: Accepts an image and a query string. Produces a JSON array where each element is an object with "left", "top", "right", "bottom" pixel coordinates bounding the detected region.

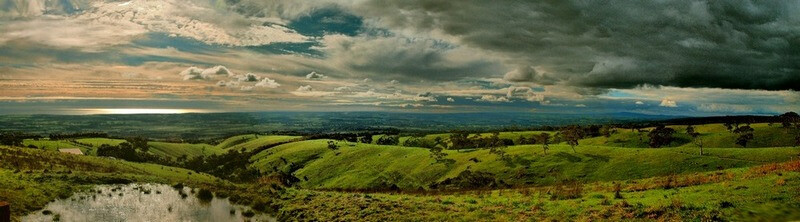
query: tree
[
  {"left": 376, "top": 135, "right": 399, "bottom": 145},
  {"left": 517, "top": 135, "right": 536, "bottom": 145},
  {"left": 734, "top": 125, "right": 755, "bottom": 147},
  {"left": 686, "top": 125, "right": 703, "bottom": 155},
  {"left": 402, "top": 136, "right": 435, "bottom": 148},
  {"left": 429, "top": 144, "right": 453, "bottom": 165},
  {"left": 599, "top": 125, "right": 614, "bottom": 137},
  {"left": 0, "top": 131, "right": 24, "bottom": 147},
  {"left": 485, "top": 132, "right": 508, "bottom": 160},
  {"left": 794, "top": 129, "right": 800, "bottom": 147},
  {"left": 326, "top": 140, "right": 339, "bottom": 150},
  {"left": 126, "top": 136, "right": 149, "bottom": 152},
  {"left": 648, "top": 125, "right": 675, "bottom": 148},
  {"left": 359, "top": 135, "right": 373, "bottom": 144},
  {"left": 537, "top": 133, "right": 550, "bottom": 155},
  {"left": 794, "top": 130, "right": 800, "bottom": 147},
  {"left": 433, "top": 137, "right": 446, "bottom": 148},
  {"left": 779, "top": 112, "right": 800, "bottom": 128},
  {"left": 449, "top": 131, "right": 472, "bottom": 149},
  {"left": 560, "top": 125, "right": 583, "bottom": 153}
]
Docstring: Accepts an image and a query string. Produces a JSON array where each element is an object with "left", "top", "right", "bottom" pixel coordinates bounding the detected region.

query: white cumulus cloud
[
  {"left": 659, "top": 98, "right": 678, "bottom": 107},
  {"left": 305, "top": 71, "right": 326, "bottom": 80},
  {"left": 255, "top": 77, "right": 281, "bottom": 88},
  {"left": 477, "top": 95, "right": 510, "bottom": 102}
]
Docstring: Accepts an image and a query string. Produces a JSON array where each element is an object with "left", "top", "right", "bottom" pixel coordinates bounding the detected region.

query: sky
[{"left": 0, "top": 0, "right": 798, "bottom": 115}]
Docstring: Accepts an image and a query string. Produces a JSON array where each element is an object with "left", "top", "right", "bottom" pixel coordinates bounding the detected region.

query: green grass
[
  {"left": 148, "top": 142, "right": 224, "bottom": 159},
  {"left": 250, "top": 139, "right": 800, "bottom": 190},
  {"left": 277, "top": 163, "right": 800, "bottom": 221},
  {"left": 215, "top": 134, "right": 259, "bottom": 149},
  {"left": 581, "top": 123, "right": 799, "bottom": 148},
  {"left": 6, "top": 122, "right": 800, "bottom": 221},
  {"left": 74, "top": 138, "right": 126, "bottom": 147},
  {"left": 22, "top": 139, "right": 87, "bottom": 150},
  {"left": 372, "top": 131, "right": 554, "bottom": 146},
  {"left": 217, "top": 135, "right": 301, "bottom": 152},
  {"left": 21, "top": 135, "right": 298, "bottom": 161}
]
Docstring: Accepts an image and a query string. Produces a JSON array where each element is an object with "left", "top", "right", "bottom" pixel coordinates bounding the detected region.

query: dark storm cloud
[{"left": 356, "top": 0, "right": 800, "bottom": 90}]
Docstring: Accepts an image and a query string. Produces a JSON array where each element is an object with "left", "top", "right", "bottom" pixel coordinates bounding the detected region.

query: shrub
[
  {"left": 648, "top": 125, "right": 675, "bottom": 148},
  {"left": 613, "top": 182, "right": 624, "bottom": 199},
  {"left": 196, "top": 188, "right": 214, "bottom": 202},
  {"left": 719, "top": 201, "right": 734, "bottom": 208},
  {"left": 376, "top": 135, "right": 400, "bottom": 145}
]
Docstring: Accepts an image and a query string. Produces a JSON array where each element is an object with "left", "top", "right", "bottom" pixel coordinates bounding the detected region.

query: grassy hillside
[
  {"left": 250, "top": 139, "right": 800, "bottom": 190},
  {"left": 21, "top": 139, "right": 88, "bottom": 150},
  {"left": 215, "top": 134, "right": 301, "bottom": 151},
  {"left": 21, "top": 135, "right": 299, "bottom": 161},
  {"left": 580, "top": 123, "right": 799, "bottom": 148},
  {"left": 0, "top": 145, "right": 224, "bottom": 218},
  {"left": 371, "top": 131, "right": 554, "bottom": 146},
  {"left": 278, "top": 160, "right": 800, "bottom": 221},
  {"left": 148, "top": 142, "right": 223, "bottom": 159}
]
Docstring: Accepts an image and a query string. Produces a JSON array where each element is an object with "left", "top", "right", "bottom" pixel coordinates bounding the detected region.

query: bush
[
  {"left": 376, "top": 135, "right": 400, "bottom": 145},
  {"left": 648, "top": 125, "right": 675, "bottom": 148},
  {"left": 196, "top": 188, "right": 214, "bottom": 202}
]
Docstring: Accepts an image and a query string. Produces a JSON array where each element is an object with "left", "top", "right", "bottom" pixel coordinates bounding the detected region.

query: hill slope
[{"left": 250, "top": 139, "right": 800, "bottom": 190}]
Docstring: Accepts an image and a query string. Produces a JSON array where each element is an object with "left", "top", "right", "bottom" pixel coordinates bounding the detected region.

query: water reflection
[{"left": 23, "top": 184, "right": 273, "bottom": 222}]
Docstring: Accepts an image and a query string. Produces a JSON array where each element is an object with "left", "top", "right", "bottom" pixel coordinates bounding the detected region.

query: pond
[{"left": 22, "top": 184, "right": 274, "bottom": 222}]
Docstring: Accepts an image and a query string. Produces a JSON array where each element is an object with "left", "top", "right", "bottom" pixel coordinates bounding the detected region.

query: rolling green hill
[
  {"left": 580, "top": 123, "right": 799, "bottom": 148},
  {"left": 278, "top": 160, "right": 800, "bottom": 221},
  {"left": 215, "top": 134, "right": 301, "bottom": 151},
  {"left": 3, "top": 121, "right": 800, "bottom": 221},
  {"left": 250, "top": 139, "right": 800, "bottom": 190},
  {"left": 21, "top": 135, "right": 300, "bottom": 161}
]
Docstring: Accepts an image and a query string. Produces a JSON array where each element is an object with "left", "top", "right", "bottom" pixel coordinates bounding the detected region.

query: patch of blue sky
[
  {"left": 119, "top": 55, "right": 206, "bottom": 66},
  {"left": 603, "top": 89, "right": 637, "bottom": 99},
  {"left": 454, "top": 79, "right": 512, "bottom": 90},
  {"left": 288, "top": 7, "right": 363, "bottom": 37}
]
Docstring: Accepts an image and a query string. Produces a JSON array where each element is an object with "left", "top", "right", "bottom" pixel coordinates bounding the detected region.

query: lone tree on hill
[
  {"left": 486, "top": 132, "right": 509, "bottom": 160},
  {"left": 560, "top": 125, "right": 583, "bottom": 153},
  {"left": 648, "top": 125, "right": 676, "bottom": 148},
  {"left": 429, "top": 145, "right": 449, "bottom": 164},
  {"left": 724, "top": 120, "right": 741, "bottom": 132},
  {"left": 686, "top": 125, "right": 703, "bottom": 155},
  {"left": 538, "top": 132, "right": 551, "bottom": 155},
  {"left": 779, "top": 112, "right": 800, "bottom": 128},
  {"left": 429, "top": 138, "right": 453, "bottom": 165},
  {"left": 734, "top": 125, "right": 755, "bottom": 147}
]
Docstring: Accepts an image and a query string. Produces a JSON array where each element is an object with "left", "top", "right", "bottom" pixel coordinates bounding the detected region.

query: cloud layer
[
  {"left": 1, "top": 0, "right": 798, "bottom": 115},
  {"left": 356, "top": 0, "right": 800, "bottom": 90}
]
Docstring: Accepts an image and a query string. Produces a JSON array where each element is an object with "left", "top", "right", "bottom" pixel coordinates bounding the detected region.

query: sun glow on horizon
[{"left": 76, "top": 108, "right": 210, "bottom": 115}]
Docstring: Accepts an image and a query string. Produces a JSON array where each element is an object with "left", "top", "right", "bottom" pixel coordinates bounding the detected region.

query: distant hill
[{"left": 0, "top": 112, "right": 675, "bottom": 139}]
